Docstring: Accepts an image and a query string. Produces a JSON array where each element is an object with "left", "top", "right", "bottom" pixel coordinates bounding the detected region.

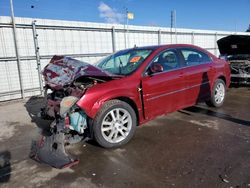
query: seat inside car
[
  {"left": 187, "top": 54, "right": 201, "bottom": 65},
  {"left": 158, "top": 53, "right": 178, "bottom": 71}
]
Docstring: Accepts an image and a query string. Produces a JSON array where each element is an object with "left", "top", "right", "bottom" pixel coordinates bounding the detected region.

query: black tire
[
  {"left": 206, "top": 79, "right": 226, "bottom": 107},
  {"left": 93, "top": 99, "right": 137, "bottom": 148}
]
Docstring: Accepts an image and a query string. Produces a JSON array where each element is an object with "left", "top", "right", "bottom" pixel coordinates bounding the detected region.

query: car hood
[
  {"left": 42, "top": 55, "right": 113, "bottom": 89},
  {"left": 217, "top": 35, "right": 250, "bottom": 55}
]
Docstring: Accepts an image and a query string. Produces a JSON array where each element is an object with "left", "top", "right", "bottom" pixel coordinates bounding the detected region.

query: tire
[
  {"left": 206, "top": 79, "right": 226, "bottom": 107},
  {"left": 93, "top": 99, "right": 137, "bottom": 148}
]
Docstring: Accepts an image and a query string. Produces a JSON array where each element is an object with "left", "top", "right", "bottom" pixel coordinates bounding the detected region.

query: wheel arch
[
  {"left": 114, "top": 96, "right": 139, "bottom": 126},
  {"left": 218, "top": 75, "right": 226, "bottom": 85},
  {"left": 87, "top": 94, "right": 141, "bottom": 125}
]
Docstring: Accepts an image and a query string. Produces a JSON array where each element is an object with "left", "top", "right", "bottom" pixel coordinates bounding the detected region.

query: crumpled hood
[
  {"left": 42, "top": 55, "right": 112, "bottom": 89},
  {"left": 217, "top": 35, "right": 250, "bottom": 55}
]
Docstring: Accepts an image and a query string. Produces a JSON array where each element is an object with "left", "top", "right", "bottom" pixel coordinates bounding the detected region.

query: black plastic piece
[{"left": 30, "top": 132, "right": 79, "bottom": 169}]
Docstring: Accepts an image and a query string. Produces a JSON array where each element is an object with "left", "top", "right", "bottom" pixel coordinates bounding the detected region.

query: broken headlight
[{"left": 60, "top": 96, "right": 78, "bottom": 116}]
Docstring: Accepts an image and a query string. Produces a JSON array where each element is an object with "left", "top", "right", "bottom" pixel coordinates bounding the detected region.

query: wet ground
[{"left": 0, "top": 87, "right": 249, "bottom": 188}]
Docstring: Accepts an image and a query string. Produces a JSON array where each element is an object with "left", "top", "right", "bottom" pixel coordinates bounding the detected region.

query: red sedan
[{"left": 37, "top": 44, "right": 230, "bottom": 168}]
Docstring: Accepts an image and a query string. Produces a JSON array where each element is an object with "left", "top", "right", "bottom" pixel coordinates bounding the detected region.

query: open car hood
[
  {"left": 43, "top": 55, "right": 112, "bottom": 89},
  {"left": 217, "top": 35, "right": 250, "bottom": 55}
]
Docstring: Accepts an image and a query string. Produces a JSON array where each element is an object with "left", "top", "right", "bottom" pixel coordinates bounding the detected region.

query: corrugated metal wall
[{"left": 0, "top": 16, "right": 249, "bottom": 101}]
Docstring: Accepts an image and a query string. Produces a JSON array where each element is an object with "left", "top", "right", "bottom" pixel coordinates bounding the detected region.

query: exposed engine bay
[
  {"left": 40, "top": 76, "right": 109, "bottom": 120},
  {"left": 31, "top": 55, "right": 115, "bottom": 168},
  {"left": 217, "top": 35, "right": 250, "bottom": 84},
  {"left": 228, "top": 58, "right": 250, "bottom": 84}
]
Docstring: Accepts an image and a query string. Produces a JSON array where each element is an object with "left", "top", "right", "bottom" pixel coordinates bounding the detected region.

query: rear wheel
[
  {"left": 93, "top": 100, "right": 137, "bottom": 148},
  {"left": 206, "top": 79, "right": 226, "bottom": 107}
]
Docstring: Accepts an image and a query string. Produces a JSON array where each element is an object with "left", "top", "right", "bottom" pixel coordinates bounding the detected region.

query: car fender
[
  {"left": 215, "top": 64, "right": 230, "bottom": 88},
  {"left": 92, "top": 91, "right": 140, "bottom": 118},
  {"left": 210, "top": 60, "right": 230, "bottom": 89},
  {"left": 77, "top": 87, "right": 141, "bottom": 120}
]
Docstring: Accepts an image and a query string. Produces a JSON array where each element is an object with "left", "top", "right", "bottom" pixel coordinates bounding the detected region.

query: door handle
[
  {"left": 209, "top": 65, "right": 216, "bottom": 72},
  {"left": 179, "top": 72, "right": 184, "bottom": 78}
]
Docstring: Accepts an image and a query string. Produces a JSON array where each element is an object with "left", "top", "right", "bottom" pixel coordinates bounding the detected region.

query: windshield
[{"left": 96, "top": 49, "right": 152, "bottom": 75}]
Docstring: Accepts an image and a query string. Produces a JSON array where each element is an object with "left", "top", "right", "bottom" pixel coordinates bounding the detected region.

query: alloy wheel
[{"left": 101, "top": 108, "right": 132, "bottom": 143}]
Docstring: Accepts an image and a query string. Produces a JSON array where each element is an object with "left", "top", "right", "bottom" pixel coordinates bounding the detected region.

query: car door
[
  {"left": 177, "top": 48, "right": 214, "bottom": 106},
  {"left": 141, "top": 49, "right": 186, "bottom": 120}
]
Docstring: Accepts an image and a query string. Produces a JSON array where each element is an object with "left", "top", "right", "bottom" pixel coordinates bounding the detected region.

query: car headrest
[
  {"left": 187, "top": 54, "right": 200, "bottom": 63},
  {"left": 164, "top": 54, "right": 176, "bottom": 64}
]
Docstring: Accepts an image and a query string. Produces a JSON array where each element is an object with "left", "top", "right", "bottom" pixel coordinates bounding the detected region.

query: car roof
[{"left": 127, "top": 44, "right": 205, "bottom": 51}]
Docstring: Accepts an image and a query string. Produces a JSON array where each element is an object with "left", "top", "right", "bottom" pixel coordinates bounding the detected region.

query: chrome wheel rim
[
  {"left": 214, "top": 83, "right": 225, "bottom": 104},
  {"left": 101, "top": 108, "right": 132, "bottom": 143}
]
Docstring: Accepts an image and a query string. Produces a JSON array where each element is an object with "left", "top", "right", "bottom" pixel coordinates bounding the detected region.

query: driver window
[{"left": 153, "top": 50, "right": 180, "bottom": 71}]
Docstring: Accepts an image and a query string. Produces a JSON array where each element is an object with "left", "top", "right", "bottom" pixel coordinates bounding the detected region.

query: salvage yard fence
[{"left": 0, "top": 16, "right": 250, "bottom": 101}]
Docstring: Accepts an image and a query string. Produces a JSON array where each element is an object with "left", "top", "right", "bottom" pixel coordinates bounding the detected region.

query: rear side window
[{"left": 179, "top": 48, "right": 212, "bottom": 66}]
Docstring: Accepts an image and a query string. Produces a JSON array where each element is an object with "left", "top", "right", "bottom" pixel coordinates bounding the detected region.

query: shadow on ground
[
  {"left": 24, "top": 96, "right": 52, "bottom": 135},
  {"left": 183, "top": 106, "right": 250, "bottom": 127},
  {"left": 229, "top": 83, "right": 250, "bottom": 88},
  {"left": 0, "top": 151, "right": 11, "bottom": 184}
]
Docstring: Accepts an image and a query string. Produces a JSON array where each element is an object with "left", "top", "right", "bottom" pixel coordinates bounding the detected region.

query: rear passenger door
[{"left": 178, "top": 48, "right": 213, "bottom": 106}]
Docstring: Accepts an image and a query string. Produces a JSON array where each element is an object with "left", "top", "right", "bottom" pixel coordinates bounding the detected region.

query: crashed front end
[
  {"left": 217, "top": 35, "right": 250, "bottom": 84},
  {"left": 31, "top": 55, "right": 113, "bottom": 168}
]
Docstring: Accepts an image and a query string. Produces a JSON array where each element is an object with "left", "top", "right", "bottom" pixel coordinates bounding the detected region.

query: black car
[{"left": 217, "top": 35, "right": 250, "bottom": 84}]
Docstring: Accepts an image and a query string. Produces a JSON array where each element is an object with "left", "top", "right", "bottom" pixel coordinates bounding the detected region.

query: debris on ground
[{"left": 219, "top": 174, "right": 230, "bottom": 183}]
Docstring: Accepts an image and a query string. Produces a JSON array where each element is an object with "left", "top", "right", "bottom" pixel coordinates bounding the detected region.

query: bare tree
[{"left": 246, "top": 25, "right": 250, "bottom": 32}]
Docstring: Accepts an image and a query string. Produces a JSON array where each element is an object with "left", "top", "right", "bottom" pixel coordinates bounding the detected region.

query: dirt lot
[{"left": 0, "top": 87, "right": 249, "bottom": 188}]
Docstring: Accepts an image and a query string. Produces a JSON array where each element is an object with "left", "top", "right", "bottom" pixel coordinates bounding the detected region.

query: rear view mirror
[{"left": 150, "top": 63, "right": 163, "bottom": 74}]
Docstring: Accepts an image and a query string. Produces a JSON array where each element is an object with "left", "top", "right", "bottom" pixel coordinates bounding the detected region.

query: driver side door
[{"left": 141, "top": 49, "right": 186, "bottom": 120}]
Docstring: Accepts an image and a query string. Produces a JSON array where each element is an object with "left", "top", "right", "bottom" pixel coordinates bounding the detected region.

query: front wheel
[
  {"left": 206, "top": 79, "right": 226, "bottom": 107},
  {"left": 93, "top": 100, "right": 137, "bottom": 148}
]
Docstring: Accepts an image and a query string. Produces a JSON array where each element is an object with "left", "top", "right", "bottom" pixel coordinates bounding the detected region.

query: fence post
[
  {"left": 158, "top": 29, "right": 161, "bottom": 45},
  {"left": 175, "top": 29, "right": 177, "bottom": 43},
  {"left": 214, "top": 32, "right": 218, "bottom": 56},
  {"left": 32, "top": 20, "right": 43, "bottom": 95},
  {"left": 191, "top": 31, "right": 195, "bottom": 45},
  {"left": 10, "top": 0, "right": 25, "bottom": 99},
  {"left": 170, "top": 28, "right": 173, "bottom": 44},
  {"left": 111, "top": 26, "right": 116, "bottom": 52}
]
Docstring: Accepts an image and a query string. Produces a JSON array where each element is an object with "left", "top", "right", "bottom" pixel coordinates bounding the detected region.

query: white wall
[{"left": 0, "top": 16, "right": 249, "bottom": 101}]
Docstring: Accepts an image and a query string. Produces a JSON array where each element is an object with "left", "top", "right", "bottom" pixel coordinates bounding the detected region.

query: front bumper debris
[
  {"left": 30, "top": 132, "right": 79, "bottom": 169},
  {"left": 30, "top": 127, "right": 79, "bottom": 169}
]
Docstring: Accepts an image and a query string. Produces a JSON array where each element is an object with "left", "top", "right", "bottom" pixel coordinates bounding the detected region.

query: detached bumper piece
[{"left": 30, "top": 132, "right": 79, "bottom": 169}]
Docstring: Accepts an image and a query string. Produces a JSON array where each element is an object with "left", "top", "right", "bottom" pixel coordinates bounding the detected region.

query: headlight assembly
[{"left": 60, "top": 96, "right": 78, "bottom": 116}]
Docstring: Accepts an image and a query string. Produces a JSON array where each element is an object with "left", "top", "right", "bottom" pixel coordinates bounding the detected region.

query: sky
[{"left": 0, "top": 0, "right": 249, "bottom": 32}]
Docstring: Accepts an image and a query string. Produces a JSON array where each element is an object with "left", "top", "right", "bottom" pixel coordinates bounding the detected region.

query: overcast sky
[{"left": 0, "top": 0, "right": 249, "bottom": 32}]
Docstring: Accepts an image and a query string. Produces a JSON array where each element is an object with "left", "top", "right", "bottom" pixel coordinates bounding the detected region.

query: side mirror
[{"left": 149, "top": 63, "right": 163, "bottom": 74}]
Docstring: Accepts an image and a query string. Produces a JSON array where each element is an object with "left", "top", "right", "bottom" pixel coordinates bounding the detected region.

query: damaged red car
[{"left": 33, "top": 44, "right": 230, "bottom": 168}]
